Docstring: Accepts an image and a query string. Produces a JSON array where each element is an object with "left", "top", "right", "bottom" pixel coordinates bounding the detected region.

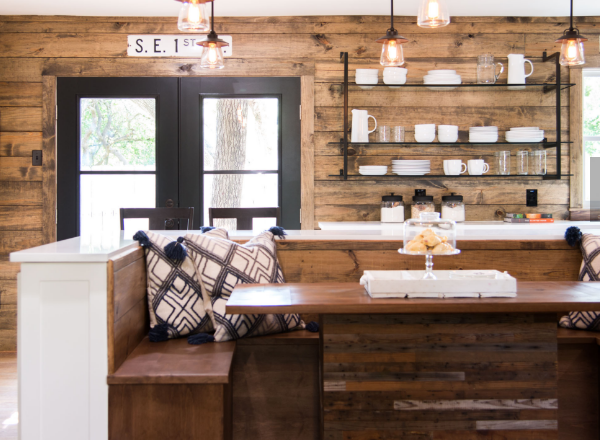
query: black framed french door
[
  {"left": 179, "top": 77, "right": 301, "bottom": 229},
  {"left": 57, "top": 76, "right": 301, "bottom": 240},
  {"left": 57, "top": 77, "right": 179, "bottom": 240}
]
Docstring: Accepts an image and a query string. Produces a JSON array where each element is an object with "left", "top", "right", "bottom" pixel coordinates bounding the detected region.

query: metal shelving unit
[{"left": 336, "top": 51, "right": 575, "bottom": 181}]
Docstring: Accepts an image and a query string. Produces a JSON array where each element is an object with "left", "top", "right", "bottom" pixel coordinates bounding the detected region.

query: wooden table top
[{"left": 226, "top": 281, "right": 600, "bottom": 314}]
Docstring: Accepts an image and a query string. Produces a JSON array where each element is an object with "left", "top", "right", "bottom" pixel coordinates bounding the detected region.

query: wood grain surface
[
  {"left": 226, "top": 282, "right": 600, "bottom": 315},
  {"left": 322, "top": 313, "right": 559, "bottom": 439}
]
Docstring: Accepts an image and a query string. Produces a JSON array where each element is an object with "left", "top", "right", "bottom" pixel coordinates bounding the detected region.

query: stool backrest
[
  {"left": 208, "top": 207, "right": 280, "bottom": 230},
  {"left": 120, "top": 207, "right": 194, "bottom": 230}
]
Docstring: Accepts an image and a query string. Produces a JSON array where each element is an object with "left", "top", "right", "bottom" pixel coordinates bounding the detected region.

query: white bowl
[
  {"left": 384, "top": 77, "right": 407, "bottom": 85},
  {"left": 384, "top": 67, "right": 407, "bottom": 73},
  {"left": 439, "top": 134, "right": 459, "bottom": 143},
  {"left": 356, "top": 76, "right": 379, "bottom": 85},
  {"left": 415, "top": 133, "right": 436, "bottom": 143}
]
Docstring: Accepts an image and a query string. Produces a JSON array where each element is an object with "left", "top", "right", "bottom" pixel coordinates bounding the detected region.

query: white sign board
[{"left": 127, "top": 35, "right": 232, "bottom": 57}]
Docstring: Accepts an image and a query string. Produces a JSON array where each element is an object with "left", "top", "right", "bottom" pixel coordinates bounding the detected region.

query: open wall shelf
[
  {"left": 336, "top": 51, "right": 567, "bottom": 182},
  {"left": 329, "top": 174, "right": 572, "bottom": 180}
]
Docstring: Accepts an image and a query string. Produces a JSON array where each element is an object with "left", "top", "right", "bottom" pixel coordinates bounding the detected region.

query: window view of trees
[
  {"left": 203, "top": 98, "right": 279, "bottom": 229},
  {"left": 583, "top": 74, "right": 600, "bottom": 203},
  {"left": 80, "top": 98, "right": 156, "bottom": 171}
]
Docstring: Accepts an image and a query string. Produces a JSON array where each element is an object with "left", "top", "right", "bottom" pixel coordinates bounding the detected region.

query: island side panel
[{"left": 322, "top": 313, "right": 558, "bottom": 440}]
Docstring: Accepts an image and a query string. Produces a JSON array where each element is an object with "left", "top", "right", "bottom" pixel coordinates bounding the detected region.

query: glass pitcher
[{"left": 477, "top": 54, "right": 504, "bottom": 84}]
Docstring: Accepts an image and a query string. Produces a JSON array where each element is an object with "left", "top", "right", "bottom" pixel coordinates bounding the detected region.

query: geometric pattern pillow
[
  {"left": 184, "top": 230, "right": 305, "bottom": 342},
  {"left": 559, "top": 233, "right": 600, "bottom": 331},
  {"left": 135, "top": 228, "right": 229, "bottom": 341}
]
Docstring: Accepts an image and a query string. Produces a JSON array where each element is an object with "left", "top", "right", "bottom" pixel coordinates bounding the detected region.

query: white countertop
[{"left": 10, "top": 222, "right": 597, "bottom": 263}]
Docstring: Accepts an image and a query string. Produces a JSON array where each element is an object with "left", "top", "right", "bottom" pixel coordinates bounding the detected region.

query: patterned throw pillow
[
  {"left": 134, "top": 228, "right": 229, "bottom": 341},
  {"left": 560, "top": 233, "right": 600, "bottom": 331},
  {"left": 184, "top": 229, "right": 305, "bottom": 342}
]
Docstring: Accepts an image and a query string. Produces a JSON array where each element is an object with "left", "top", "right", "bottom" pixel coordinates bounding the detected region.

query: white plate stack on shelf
[
  {"left": 505, "top": 127, "right": 545, "bottom": 143},
  {"left": 355, "top": 69, "right": 379, "bottom": 89},
  {"left": 469, "top": 126, "right": 498, "bottom": 143},
  {"left": 391, "top": 160, "right": 431, "bottom": 175},
  {"left": 359, "top": 165, "right": 388, "bottom": 176},
  {"left": 423, "top": 70, "right": 462, "bottom": 90}
]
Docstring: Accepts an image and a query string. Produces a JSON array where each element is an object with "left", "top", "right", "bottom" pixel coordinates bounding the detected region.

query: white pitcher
[
  {"left": 507, "top": 54, "right": 534, "bottom": 85},
  {"left": 351, "top": 109, "right": 377, "bottom": 143}
]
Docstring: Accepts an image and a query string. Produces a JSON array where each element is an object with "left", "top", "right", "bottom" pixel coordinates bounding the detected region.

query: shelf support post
[
  {"left": 543, "top": 51, "right": 561, "bottom": 179},
  {"left": 341, "top": 52, "right": 349, "bottom": 180}
]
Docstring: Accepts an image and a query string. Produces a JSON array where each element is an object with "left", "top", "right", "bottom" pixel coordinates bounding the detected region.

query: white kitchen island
[{"left": 9, "top": 223, "right": 595, "bottom": 440}]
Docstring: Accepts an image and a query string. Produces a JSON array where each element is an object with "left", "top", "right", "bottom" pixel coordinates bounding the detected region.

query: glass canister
[
  {"left": 532, "top": 150, "right": 547, "bottom": 175},
  {"left": 411, "top": 189, "right": 435, "bottom": 219},
  {"left": 381, "top": 193, "right": 405, "bottom": 223},
  {"left": 441, "top": 193, "right": 465, "bottom": 222}
]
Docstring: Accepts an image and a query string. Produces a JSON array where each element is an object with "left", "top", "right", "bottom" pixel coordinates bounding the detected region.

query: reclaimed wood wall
[{"left": 0, "top": 15, "right": 599, "bottom": 350}]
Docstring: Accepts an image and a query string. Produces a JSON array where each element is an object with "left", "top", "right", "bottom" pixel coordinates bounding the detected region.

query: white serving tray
[{"left": 359, "top": 270, "right": 517, "bottom": 299}]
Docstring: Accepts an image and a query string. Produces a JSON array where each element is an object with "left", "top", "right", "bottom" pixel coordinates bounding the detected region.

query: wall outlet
[
  {"left": 32, "top": 150, "right": 42, "bottom": 166},
  {"left": 526, "top": 189, "right": 538, "bottom": 207}
]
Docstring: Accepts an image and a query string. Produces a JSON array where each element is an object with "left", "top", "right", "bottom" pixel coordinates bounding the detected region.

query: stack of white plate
[
  {"left": 505, "top": 127, "right": 545, "bottom": 143},
  {"left": 423, "top": 70, "right": 462, "bottom": 90},
  {"left": 391, "top": 160, "right": 431, "bottom": 175},
  {"left": 383, "top": 67, "right": 407, "bottom": 86},
  {"left": 359, "top": 165, "right": 388, "bottom": 176},
  {"left": 469, "top": 126, "right": 498, "bottom": 143}
]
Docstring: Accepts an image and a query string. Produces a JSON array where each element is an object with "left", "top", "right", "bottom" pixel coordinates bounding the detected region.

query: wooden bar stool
[
  {"left": 208, "top": 207, "right": 280, "bottom": 230},
  {"left": 120, "top": 207, "right": 194, "bottom": 230}
]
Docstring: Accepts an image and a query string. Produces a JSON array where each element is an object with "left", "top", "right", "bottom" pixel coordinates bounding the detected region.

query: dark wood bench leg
[{"left": 109, "top": 383, "right": 232, "bottom": 440}]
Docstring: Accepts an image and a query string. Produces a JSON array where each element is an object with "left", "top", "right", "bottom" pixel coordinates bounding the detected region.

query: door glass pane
[
  {"left": 80, "top": 98, "right": 156, "bottom": 171},
  {"left": 203, "top": 174, "right": 278, "bottom": 230},
  {"left": 584, "top": 141, "right": 600, "bottom": 203},
  {"left": 584, "top": 76, "right": 600, "bottom": 137},
  {"left": 203, "top": 98, "right": 279, "bottom": 171},
  {"left": 80, "top": 174, "right": 156, "bottom": 236}
]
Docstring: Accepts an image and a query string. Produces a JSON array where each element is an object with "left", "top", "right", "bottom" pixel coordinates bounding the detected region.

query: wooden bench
[{"left": 107, "top": 246, "right": 320, "bottom": 440}]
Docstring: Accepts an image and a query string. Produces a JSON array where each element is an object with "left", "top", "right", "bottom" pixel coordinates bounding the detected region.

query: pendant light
[
  {"left": 417, "top": 0, "right": 450, "bottom": 28},
  {"left": 376, "top": 0, "right": 408, "bottom": 67},
  {"left": 556, "top": 0, "right": 587, "bottom": 66},
  {"left": 197, "top": 1, "right": 229, "bottom": 69},
  {"left": 175, "top": 0, "right": 210, "bottom": 33}
]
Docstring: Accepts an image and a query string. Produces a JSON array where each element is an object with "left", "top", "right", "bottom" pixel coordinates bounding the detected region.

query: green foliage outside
[
  {"left": 584, "top": 76, "right": 600, "bottom": 157},
  {"left": 80, "top": 98, "right": 156, "bottom": 170}
]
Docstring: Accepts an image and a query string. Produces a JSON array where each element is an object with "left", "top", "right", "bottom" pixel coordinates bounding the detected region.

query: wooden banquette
[{"left": 105, "top": 238, "right": 598, "bottom": 440}]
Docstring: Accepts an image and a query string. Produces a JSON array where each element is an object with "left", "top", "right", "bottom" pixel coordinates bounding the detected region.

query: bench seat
[
  {"left": 557, "top": 327, "right": 600, "bottom": 344},
  {"left": 108, "top": 337, "right": 237, "bottom": 385}
]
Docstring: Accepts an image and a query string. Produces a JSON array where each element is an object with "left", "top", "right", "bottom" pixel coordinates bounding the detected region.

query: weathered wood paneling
[
  {"left": 322, "top": 313, "right": 559, "bottom": 439},
  {"left": 0, "top": 132, "right": 42, "bottom": 157}
]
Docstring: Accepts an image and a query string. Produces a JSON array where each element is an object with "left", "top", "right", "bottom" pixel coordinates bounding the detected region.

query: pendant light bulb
[
  {"left": 197, "top": 1, "right": 228, "bottom": 69},
  {"left": 375, "top": 0, "right": 408, "bottom": 67},
  {"left": 556, "top": 0, "right": 587, "bottom": 66},
  {"left": 418, "top": 0, "right": 450, "bottom": 28},
  {"left": 381, "top": 39, "right": 405, "bottom": 67},
  {"left": 177, "top": 0, "right": 209, "bottom": 32}
]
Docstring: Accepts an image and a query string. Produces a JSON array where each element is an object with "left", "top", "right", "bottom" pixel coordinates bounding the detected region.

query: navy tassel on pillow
[
  {"left": 164, "top": 237, "right": 187, "bottom": 261},
  {"left": 133, "top": 230, "right": 150, "bottom": 247},
  {"left": 269, "top": 226, "right": 287, "bottom": 239},
  {"left": 200, "top": 226, "right": 216, "bottom": 233},
  {"left": 305, "top": 321, "right": 319, "bottom": 332},
  {"left": 188, "top": 333, "right": 215, "bottom": 345},
  {"left": 565, "top": 226, "right": 583, "bottom": 247},
  {"left": 149, "top": 323, "right": 173, "bottom": 342}
]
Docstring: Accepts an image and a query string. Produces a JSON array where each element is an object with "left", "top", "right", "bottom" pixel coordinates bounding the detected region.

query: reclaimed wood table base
[
  {"left": 226, "top": 282, "right": 600, "bottom": 440},
  {"left": 322, "top": 313, "right": 558, "bottom": 440}
]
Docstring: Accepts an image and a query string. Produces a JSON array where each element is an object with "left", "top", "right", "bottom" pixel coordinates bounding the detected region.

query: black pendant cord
[
  {"left": 569, "top": 0, "right": 574, "bottom": 31},
  {"left": 211, "top": 1, "right": 215, "bottom": 33},
  {"left": 390, "top": 0, "right": 394, "bottom": 31}
]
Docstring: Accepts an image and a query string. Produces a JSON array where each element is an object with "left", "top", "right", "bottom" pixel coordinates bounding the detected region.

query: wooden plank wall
[{"left": 0, "top": 15, "right": 599, "bottom": 350}]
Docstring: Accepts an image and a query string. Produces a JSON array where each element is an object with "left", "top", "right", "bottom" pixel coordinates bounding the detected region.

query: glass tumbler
[
  {"left": 477, "top": 54, "right": 504, "bottom": 84},
  {"left": 517, "top": 150, "right": 529, "bottom": 175},
  {"left": 393, "top": 126, "right": 405, "bottom": 142},
  {"left": 532, "top": 150, "right": 547, "bottom": 175},
  {"left": 495, "top": 150, "right": 511, "bottom": 175},
  {"left": 377, "top": 125, "right": 391, "bottom": 142}
]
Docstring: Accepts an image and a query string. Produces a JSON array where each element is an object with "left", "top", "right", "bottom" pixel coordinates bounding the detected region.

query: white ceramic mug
[
  {"left": 468, "top": 159, "right": 490, "bottom": 175},
  {"left": 443, "top": 160, "right": 467, "bottom": 175}
]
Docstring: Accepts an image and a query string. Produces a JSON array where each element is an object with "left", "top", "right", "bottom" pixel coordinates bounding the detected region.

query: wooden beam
[
  {"left": 41, "top": 76, "right": 56, "bottom": 244},
  {"left": 301, "top": 75, "right": 315, "bottom": 230}
]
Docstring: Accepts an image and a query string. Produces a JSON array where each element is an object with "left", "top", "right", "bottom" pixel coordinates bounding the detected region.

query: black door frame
[{"left": 179, "top": 77, "right": 301, "bottom": 229}]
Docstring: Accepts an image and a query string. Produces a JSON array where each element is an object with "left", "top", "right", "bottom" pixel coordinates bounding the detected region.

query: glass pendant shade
[
  {"left": 177, "top": 1, "right": 209, "bottom": 32},
  {"left": 200, "top": 42, "right": 225, "bottom": 69},
  {"left": 380, "top": 39, "right": 405, "bottom": 67},
  {"left": 417, "top": 0, "right": 450, "bottom": 28},
  {"left": 559, "top": 38, "right": 586, "bottom": 65}
]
